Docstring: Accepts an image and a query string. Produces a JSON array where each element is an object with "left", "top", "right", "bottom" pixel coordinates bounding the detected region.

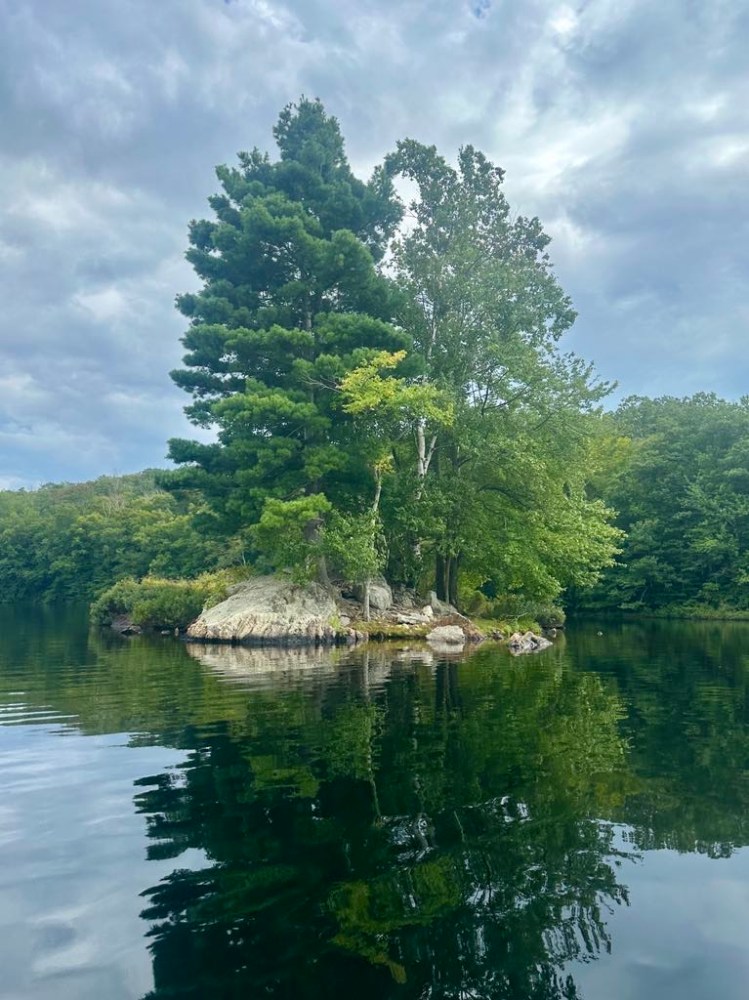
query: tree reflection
[
  {"left": 565, "top": 620, "right": 749, "bottom": 856},
  {"left": 136, "top": 649, "right": 634, "bottom": 999},
  {"left": 6, "top": 607, "right": 749, "bottom": 995}
]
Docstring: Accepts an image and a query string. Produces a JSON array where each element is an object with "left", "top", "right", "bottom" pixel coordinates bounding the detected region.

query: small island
[{"left": 4, "top": 100, "right": 749, "bottom": 636}]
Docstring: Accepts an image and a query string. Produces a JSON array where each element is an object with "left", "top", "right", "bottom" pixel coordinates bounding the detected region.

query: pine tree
[{"left": 167, "top": 99, "right": 407, "bottom": 551}]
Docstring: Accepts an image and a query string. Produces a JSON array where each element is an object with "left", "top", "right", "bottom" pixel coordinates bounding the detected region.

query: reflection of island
[
  {"left": 184, "top": 640, "right": 448, "bottom": 692},
  {"left": 184, "top": 638, "right": 345, "bottom": 678},
  {"left": 7, "top": 609, "right": 749, "bottom": 997},
  {"left": 136, "top": 645, "right": 636, "bottom": 999}
]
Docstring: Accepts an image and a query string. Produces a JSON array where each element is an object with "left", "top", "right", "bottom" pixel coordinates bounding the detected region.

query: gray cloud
[{"left": 1, "top": 0, "right": 748, "bottom": 486}]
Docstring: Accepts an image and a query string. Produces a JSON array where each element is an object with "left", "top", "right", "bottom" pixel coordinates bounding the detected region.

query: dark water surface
[{"left": 2, "top": 607, "right": 749, "bottom": 999}]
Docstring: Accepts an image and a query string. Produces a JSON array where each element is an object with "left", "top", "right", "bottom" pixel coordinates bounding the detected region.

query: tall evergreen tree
[{"left": 167, "top": 99, "right": 406, "bottom": 546}]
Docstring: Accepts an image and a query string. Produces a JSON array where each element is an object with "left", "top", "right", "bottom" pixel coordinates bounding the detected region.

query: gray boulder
[
  {"left": 111, "top": 614, "right": 141, "bottom": 636},
  {"left": 186, "top": 575, "right": 341, "bottom": 645},
  {"left": 392, "top": 586, "right": 417, "bottom": 609},
  {"left": 395, "top": 611, "right": 432, "bottom": 625},
  {"left": 426, "top": 625, "right": 466, "bottom": 646},
  {"left": 428, "top": 591, "right": 459, "bottom": 616},
  {"left": 355, "top": 575, "right": 393, "bottom": 611},
  {"left": 507, "top": 630, "right": 553, "bottom": 655}
]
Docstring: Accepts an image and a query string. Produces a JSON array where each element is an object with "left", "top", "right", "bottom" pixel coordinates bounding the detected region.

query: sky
[{"left": 1, "top": 0, "right": 748, "bottom": 489}]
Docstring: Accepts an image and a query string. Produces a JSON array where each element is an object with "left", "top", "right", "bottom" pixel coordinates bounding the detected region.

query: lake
[{"left": 1, "top": 606, "right": 748, "bottom": 999}]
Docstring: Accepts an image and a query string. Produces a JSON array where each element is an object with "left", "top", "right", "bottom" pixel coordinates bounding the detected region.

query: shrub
[
  {"left": 487, "top": 594, "right": 534, "bottom": 620},
  {"left": 90, "top": 577, "right": 142, "bottom": 625},
  {"left": 534, "top": 604, "right": 566, "bottom": 629},
  {"left": 130, "top": 581, "right": 207, "bottom": 629},
  {"left": 90, "top": 570, "right": 240, "bottom": 630},
  {"left": 464, "top": 591, "right": 491, "bottom": 617},
  {"left": 479, "top": 594, "right": 566, "bottom": 628}
]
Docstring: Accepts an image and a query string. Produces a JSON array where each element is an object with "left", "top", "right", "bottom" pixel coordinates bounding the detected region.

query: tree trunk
[
  {"left": 448, "top": 552, "right": 461, "bottom": 608},
  {"left": 416, "top": 420, "right": 438, "bottom": 491},
  {"left": 363, "top": 579, "right": 371, "bottom": 621},
  {"left": 435, "top": 553, "right": 448, "bottom": 603},
  {"left": 304, "top": 515, "right": 330, "bottom": 587},
  {"left": 435, "top": 553, "right": 461, "bottom": 607}
]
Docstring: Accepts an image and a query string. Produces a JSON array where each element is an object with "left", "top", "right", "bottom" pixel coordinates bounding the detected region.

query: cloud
[{"left": 0, "top": 0, "right": 748, "bottom": 486}]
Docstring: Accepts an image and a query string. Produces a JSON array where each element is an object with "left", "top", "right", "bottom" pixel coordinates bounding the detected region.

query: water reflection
[
  {"left": 565, "top": 622, "right": 749, "bottom": 857},
  {"left": 3, "top": 611, "right": 749, "bottom": 998},
  {"left": 136, "top": 645, "right": 633, "bottom": 999}
]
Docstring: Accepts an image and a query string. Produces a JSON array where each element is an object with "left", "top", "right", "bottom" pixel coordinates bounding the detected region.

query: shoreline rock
[
  {"left": 507, "top": 630, "right": 553, "bottom": 655},
  {"left": 110, "top": 614, "right": 141, "bottom": 636},
  {"left": 353, "top": 575, "right": 393, "bottom": 612},
  {"left": 426, "top": 624, "right": 466, "bottom": 647},
  {"left": 178, "top": 573, "right": 556, "bottom": 654},
  {"left": 186, "top": 576, "right": 363, "bottom": 646}
]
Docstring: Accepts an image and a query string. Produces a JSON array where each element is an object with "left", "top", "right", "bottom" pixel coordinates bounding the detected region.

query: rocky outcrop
[
  {"left": 507, "top": 630, "right": 553, "bottom": 655},
  {"left": 186, "top": 576, "right": 362, "bottom": 646}
]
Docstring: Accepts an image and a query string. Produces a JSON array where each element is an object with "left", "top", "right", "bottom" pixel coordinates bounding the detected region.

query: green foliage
[
  {"left": 490, "top": 594, "right": 565, "bottom": 626},
  {"left": 466, "top": 591, "right": 565, "bottom": 629},
  {"left": 323, "top": 509, "right": 384, "bottom": 585},
  {"left": 379, "top": 139, "right": 620, "bottom": 605},
  {"left": 0, "top": 472, "right": 224, "bottom": 603},
  {"left": 535, "top": 604, "right": 566, "bottom": 629},
  {"left": 131, "top": 582, "right": 207, "bottom": 630},
  {"left": 463, "top": 590, "right": 491, "bottom": 617},
  {"left": 167, "top": 98, "right": 406, "bottom": 538},
  {"left": 89, "top": 577, "right": 142, "bottom": 624},
  {"left": 90, "top": 571, "right": 235, "bottom": 629},
  {"left": 166, "top": 98, "right": 619, "bottom": 610},
  {"left": 250, "top": 494, "right": 332, "bottom": 582},
  {"left": 578, "top": 395, "right": 749, "bottom": 612},
  {"left": 340, "top": 349, "right": 453, "bottom": 426}
]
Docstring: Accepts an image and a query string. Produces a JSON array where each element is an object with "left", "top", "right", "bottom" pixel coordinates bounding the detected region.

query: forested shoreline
[
  {"left": 0, "top": 471, "right": 225, "bottom": 604},
  {"left": 5, "top": 390, "right": 749, "bottom": 619},
  {"left": 3, "top": 99, "right": 748, "bottom": 621}
]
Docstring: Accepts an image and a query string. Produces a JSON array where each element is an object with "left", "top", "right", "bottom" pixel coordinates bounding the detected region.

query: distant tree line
[
  {"left": 576, "top": 393, "right": 749, "bottom": 614},
  {"left": 0, "top": 472, "right": 222, "bottom": 603}
]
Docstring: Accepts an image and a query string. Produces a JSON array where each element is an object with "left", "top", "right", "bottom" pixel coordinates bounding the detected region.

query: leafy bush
[
  {"left": 486, "top": 594, "right": 535, "bottom": 620},
  {"left": 90, "top": 578, "right": 143, "bottom": 625},
  {"left": 534, "top": 604, "right": 566, "bottom": 629},
  {"left": 323, "top": 510, "right": 385, "bottom": 585},
  {"left": 466, "top": 592, "right": 566, "bottom": 628},
  {"left": 90, "top": 570, "right": 241, "bottom": 629},
  {"left": 131, "top": 582, "right": 207, "bottom": 629},
  {"left": 463, "top": 591, "right": 491, "bottom": 617}
]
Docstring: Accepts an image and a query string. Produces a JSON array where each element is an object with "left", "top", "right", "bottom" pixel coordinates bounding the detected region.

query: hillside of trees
[
  {"left": 0, "top": 472, "right": 223, "bottom": 603},
  {"left": 577, "top": 393, "right": 749, "bottom": 614},
  {"left": 2, "top": 100, "right": 748, "bottom": 617}
]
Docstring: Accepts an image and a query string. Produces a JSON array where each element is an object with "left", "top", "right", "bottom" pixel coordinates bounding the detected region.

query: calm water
[{"left": 1, "top": 608, "right": 749, "bottom": 999}]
